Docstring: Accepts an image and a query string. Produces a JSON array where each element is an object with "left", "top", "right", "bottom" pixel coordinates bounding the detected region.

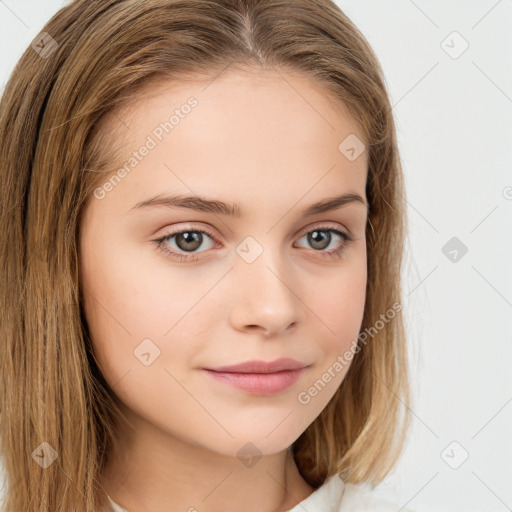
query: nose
[{"left": 228, "top": 247, "right": 304, "bottom": 337}]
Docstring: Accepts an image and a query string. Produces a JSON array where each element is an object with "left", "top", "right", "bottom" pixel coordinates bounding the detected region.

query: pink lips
[{"left": 203, "top": 358, "right": 309, "bottom": 395}]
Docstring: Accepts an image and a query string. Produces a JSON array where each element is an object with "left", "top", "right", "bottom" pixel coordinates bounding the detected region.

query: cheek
[
  {"left": 293, "top": 259, "right": 366, "bottom": 415},
  {"left": 79, "top": 229, "right": 163, "bottom": 385},
  {"left": 81, "top": 229, "right": 175, "bottom": 341},
  {"left": 307, "top": 253, "right": 367, "bottom": 346},
  {"left": 79, "top": 234, "right": 215, "bottom": 392}
]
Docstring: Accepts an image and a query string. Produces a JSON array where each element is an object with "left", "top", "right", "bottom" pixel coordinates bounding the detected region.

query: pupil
[
  {"left": 177, "top": 232, "right": 202, "bottom": 251},
  {"left": 309, "top": 230, "right": 330, "bottom": 250}
]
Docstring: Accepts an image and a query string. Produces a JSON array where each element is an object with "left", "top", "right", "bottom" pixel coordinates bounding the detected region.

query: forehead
[{"left": 90, "top": 66, "right": 368, "bottom": 213}]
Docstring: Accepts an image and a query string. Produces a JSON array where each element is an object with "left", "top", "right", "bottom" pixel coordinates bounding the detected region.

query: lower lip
[{"left": 203, "top": 368, "right": 306, "bottom": 395}]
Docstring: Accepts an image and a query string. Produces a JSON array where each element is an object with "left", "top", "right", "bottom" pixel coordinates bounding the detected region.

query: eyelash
[{"left": 153, "top": 224, "right": 354, "bottom": 262}]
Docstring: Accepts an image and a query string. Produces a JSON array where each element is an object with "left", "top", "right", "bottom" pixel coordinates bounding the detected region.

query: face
[{"left": 79, "top": 66, "right": 368, "bottom": 459}]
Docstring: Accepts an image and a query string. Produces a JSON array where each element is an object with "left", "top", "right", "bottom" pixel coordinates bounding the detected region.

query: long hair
[{"left": 0, "top": 1, "right": 411, "bottom": 510}]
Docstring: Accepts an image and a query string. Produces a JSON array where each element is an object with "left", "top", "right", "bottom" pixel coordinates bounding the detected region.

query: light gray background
[{"left": 1, "top": 1, "right": 511, "bottom": 511}]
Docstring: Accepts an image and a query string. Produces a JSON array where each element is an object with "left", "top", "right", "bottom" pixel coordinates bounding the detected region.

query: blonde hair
[{"left": 0, "top": 0, "right": 411, "bottom": 510}]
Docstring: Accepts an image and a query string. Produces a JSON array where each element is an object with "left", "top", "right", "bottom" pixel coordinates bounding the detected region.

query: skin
[{"left": 78, "top": 66, "right": 368, "bottom": 512}]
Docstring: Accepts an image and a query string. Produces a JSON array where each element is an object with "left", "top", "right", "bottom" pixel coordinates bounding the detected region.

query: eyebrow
[{"left": 131, "top": 192, "right": 367, "bottom": 217}]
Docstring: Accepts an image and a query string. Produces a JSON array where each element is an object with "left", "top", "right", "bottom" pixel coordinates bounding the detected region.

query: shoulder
[
  {"left": 339, "top": 480, "right": 415, "bottom": 512},
  {"left": 300, "top": 474, "right": 415, "bottom": 512}
]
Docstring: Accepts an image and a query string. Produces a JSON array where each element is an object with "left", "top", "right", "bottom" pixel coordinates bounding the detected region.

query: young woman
[{"left": 0, "top": 1, "right": 412, "bottom": 511}]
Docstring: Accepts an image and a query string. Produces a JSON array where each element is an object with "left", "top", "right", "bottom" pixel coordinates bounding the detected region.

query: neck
[{"left": 100, "top": 407, "right": 314, "bottom": 512}]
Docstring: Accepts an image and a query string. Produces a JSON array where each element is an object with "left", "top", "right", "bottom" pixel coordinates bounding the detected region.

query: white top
[
  {"left": 0, "top": 456, "right": 414, "bottom": 512},
  {"left": 107, "top": 474, "right": 415, "bottom": 512},
  {"left": 2, "top": 459, "right": 413, "bottom": 512}
]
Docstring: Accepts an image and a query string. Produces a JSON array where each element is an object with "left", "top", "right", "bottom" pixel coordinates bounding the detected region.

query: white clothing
[{"left": 107, "top": 474, "right": 415, "bottom": 512}]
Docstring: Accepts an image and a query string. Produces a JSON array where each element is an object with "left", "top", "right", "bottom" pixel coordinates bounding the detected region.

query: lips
[
  {"left": 204, "top": 357, "right": 308, "bottom": 374},
  {"left": 202, "top": 358, "right": 310, "bottom": 395}
]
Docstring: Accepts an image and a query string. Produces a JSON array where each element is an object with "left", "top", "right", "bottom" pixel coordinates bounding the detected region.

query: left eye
[
  {"left": 294, "top": 228, "right": 350, "bottom": 252},
  {"left": 154, "top": 225, "right": 353, "bottom": 262}
]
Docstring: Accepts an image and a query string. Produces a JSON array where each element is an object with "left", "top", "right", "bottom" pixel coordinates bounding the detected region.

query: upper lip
[{"left": 205, "top": 358, "right": 308, "bottom": 374}]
